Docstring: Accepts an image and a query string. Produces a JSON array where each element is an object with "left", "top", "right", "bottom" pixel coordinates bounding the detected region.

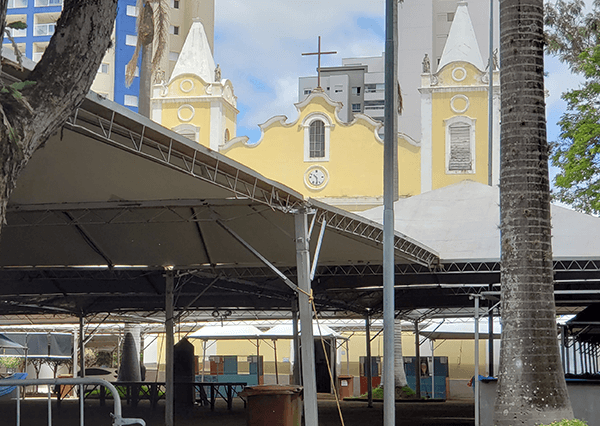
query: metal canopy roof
[
  {"left": 0, "top": 55, "right": 439, "bottom": 319},
  {"left": 1, "top": 54, "right": 599, "bottom": 323}
]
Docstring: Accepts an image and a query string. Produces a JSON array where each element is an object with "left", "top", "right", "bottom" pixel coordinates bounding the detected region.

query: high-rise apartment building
[
  {"left": 299, "top": 54, "right": 385, "bottom": 133},
  {"left": 4, "top": 0, "right": 214, "bottom": 114}
]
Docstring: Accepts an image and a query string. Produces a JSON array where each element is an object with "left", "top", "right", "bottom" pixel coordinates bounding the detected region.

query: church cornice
[{"left": 152, "top": 96, "right": 240, "bottom": 114}]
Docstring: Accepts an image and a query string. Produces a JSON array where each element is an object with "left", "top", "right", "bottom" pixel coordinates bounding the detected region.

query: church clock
[{"left": 304, "top": 166, "right": 329, "bottom": 190}]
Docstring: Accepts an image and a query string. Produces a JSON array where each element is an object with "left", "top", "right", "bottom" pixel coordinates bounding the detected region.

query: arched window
[
  {"left": 303, "top": 113, "right": 332, "bottom": 162},
  {"left": 224, "top": 129, "right": 230, "bottom": 144},
  {"left": 309, "top": 120, "right": 325, "bottom": 158},
  {"left": 445, "top": 116, "right": 476, "bottom": 173}
]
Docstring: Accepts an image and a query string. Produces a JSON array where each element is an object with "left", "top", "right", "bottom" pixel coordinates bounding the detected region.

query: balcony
[
  {"left": 34, "top": 22, "right": 56, "bottom": 36},
  {"left": 8, "top": 0, "right": 28, "bottom": 9},
  {"left": 35, "top": 0, "right": 62, "bottom": 6}
]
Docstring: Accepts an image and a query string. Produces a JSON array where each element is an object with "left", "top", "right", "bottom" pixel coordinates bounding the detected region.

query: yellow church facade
[
  {"left": 221, "top": 90, "right": 421, "bottom": 211},
  {"left": 154, "top": 2, "right": 499, "bottom": 213}
]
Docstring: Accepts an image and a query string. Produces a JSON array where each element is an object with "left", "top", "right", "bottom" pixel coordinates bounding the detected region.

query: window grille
[{"left": 309, "top": 120, "right": 325, "bottom": 158}]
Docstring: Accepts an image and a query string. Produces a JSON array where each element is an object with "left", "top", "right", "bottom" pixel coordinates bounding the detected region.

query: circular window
[
  {"left": 177, "top": 105, "right": 195, "bottom": 122},
  {"left": 452, "top": 67, "right": 467, "bottom": 82},
  {"left": 450, "top": 95, "right": 470, "bottom": 114},
  {"left": 180, "top": 79, "right": 194, "bottom": 93}
]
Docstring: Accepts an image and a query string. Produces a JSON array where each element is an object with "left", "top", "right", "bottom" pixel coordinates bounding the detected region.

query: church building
[{"left": 155, "top": 2, "right": 499, "bottom": 212}]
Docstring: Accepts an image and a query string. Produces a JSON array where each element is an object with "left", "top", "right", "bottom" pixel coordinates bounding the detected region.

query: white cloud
[{"left": 214, "top": 0, "right": 386, "bottom": 139}]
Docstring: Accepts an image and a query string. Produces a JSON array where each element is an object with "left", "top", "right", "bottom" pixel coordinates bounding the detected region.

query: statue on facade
[
  {"left": 492, "top": 48, "right": 499, "bottom": 70},
  {"left": 422, "top": 53, "right": 431, "bottom": 73},
  {"left": 214, "top": 64, "right": 222, "bottom": 82}
]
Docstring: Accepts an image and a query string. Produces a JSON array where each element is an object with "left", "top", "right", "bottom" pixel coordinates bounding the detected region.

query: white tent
[
  {"left": 360, "top": 180, "right": 600, "bottom": 262},
  {"left": 188, "top": 325, "right": 264, "bottom": 340}
]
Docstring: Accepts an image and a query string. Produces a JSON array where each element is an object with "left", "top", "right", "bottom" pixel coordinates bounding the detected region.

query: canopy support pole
[
  {"left": 295, "top": 211, "right": 318, "bottom": 426},
  {"left": 273, "top": 340, "right": 279, "bottom": 384},
  {"left": 488, "top": 289, "right": 494, "bottom": 377},
  {"left": 165, "top": 269, "right": 174, "bottom": 426},
  {"left": 292, "top": 299, "right": 301, "bottom": 385},
  {"left": 366, "top": 312, "right": 373, "bottom": 408},
  {"left": 414, "top": 320, "right": 421, "bottom": 398},
  {"left": 471, "top": 294, "right": 481, "bottom": 426}
]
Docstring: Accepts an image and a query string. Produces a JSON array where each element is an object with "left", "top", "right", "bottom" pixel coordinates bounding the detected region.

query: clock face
[
  {"left": 308, "top": 169, "right": 325, "bottom": 186},
  {"left": 305, "top": 167, "right": 328, "bottom": 189}
]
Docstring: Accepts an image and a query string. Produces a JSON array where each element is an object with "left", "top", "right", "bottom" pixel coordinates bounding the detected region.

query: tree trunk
[
  {"left": 394, "top": 318, "right": 408, "bottom": 388},
  {"left": 0, "top": 0, "right": 118, "bottom": 237},
  {"left": 493, "top": 0, "right": 574, "bottom": 424}
]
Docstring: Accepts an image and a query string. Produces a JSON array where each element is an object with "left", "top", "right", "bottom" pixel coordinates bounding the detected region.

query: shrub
[{"left": 542, "top": 420, "right": 587, "bottom": 426}]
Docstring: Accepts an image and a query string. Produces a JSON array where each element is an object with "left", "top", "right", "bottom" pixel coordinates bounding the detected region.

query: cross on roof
[{"left": 302, "top": 36, "right": 337, "bottom": 89}]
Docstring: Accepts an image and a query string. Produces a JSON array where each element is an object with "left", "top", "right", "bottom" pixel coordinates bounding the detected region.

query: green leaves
[
  {"left": 551, "top": 45, "right": 600, "bottom": 215},
  {"left": 6, "top": 21, "right": 27, "bottom": 30},
  {"left": 0, "top": 80, "right": 37, "bottom": 101}
]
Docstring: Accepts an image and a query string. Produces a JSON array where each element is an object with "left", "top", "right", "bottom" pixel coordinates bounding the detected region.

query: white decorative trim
[
  {"left": 177, "top": 104, "right": 195, "bottom": 122},
  {"left": 444, "top": 115, "right": 476, "bottom": 174},
  {"left": 452, "top": 66, "right": 467, "bottom": 82},
  {"left": 210, "top": 101, "right": 223, "bottom": 152},
  {"left": 172, "top": 123, "right": 200, "bottom": 143},
  {"left": 398, "top": 132, "right": 420, "bottom": 147},
  {"left": 450, "top": 94, "right": 470, "bottom": 114},
  {"left": 304, "top": 165, "right": 330, "bottom": 190},
  {"left": 220, "top": 135, "right": 250, "bottom": 151},
  {"left": 421, "top": 89, "right": 433, "bottom": 193},
  {"left": 302, "top": 112, "right": 332, "bottom": 162},
  {"left": 179, "top": 79, "right": 194, "bottom": 93}
]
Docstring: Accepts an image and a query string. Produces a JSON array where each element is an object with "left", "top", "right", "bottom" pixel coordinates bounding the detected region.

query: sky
[{"left": 211, "top": 0, "right": 585, "bottom": 155}]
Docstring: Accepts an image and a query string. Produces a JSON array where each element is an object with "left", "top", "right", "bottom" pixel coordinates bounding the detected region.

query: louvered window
[
  {"left": 448, "top": 123, "right": 472, "bottom": 171},
  {"left": 309, "top": 120, "right": 325, "bottom": 158}
]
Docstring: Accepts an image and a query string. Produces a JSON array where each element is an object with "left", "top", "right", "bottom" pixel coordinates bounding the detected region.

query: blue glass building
[{"left": 4, "top": 0, "right": 141, "bottom": 113}]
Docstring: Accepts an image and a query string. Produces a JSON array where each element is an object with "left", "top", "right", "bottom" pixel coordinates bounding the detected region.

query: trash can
[
  {"left": 240, "top": 385, "right": 303, "bottom": 426},
  {"left": 337, "top": 375, "right": 354, "bottom": 399}
]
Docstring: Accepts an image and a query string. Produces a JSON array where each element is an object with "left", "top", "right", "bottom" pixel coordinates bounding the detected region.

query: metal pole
[
  {"left": 414, "top": 320, "right": 421, "bottom": 398},
  {"left": 257, "top": 340, "right": 261, "bottom": 384},
  {"left": 431, "top": 340, "right": 435, "bottom": 399},
  {"left": 273, "top": 340, "right": 279, "bottom": 384},
  {"left": 561, "top": 325, "right": 566, "bottom": 370},
  {"left": 488, "top": 0, "right": 495, "bottom": 185},
  {"left": 565, "top": 329, "right": 571, "bottom": 374},
  {"left": 292, "top": 299, "right": 301, "bottom": 385},
  {"left": 383, "top": 0, "right": 398, "bottom": 423},
  {"left": 79, "top": 316, "right": 85, "bottom": 426},
  {"left": 346, "top": 341, "right": 350, "bottom": 376},
  {"left": 295, "top": 211, "right": 319, "bottom": 426},
  {"left": 165, "top": 269, "right": 175, "bottom": 426},
  {"left": 366, "top": 313, "right": 373, "bottom": 408},
  {"left": 201, "top": 340, "right": 207, "bottom": 382},
  {"left": 488, "top": 284, "right": 494, "bottom": 377},
  {"left": 474, "top": 296, "right": 480, "bottom": 426}
]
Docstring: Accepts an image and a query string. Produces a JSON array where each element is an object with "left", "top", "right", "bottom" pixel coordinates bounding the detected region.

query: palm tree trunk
[{"left": 493, "top": 0, "right": 573, "bottom": 424}]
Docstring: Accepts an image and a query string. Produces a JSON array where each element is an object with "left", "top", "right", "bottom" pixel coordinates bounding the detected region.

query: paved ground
[{"left": 0, "top": 396, "right": 475, "bottom": 425}]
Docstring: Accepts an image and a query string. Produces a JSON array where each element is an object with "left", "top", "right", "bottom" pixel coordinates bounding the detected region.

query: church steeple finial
[
  {"left": 437, "top": 1, "right": 484, "bottom": 71},
  {"left": 170, "top": 20, "right": 216, "bottom": 83}
]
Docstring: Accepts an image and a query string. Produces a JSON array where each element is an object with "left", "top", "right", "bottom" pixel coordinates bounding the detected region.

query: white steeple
[
  {"left": 437, "top": 1, "right": 484, "bottom": 71},
  {"left": 170, "top": 19, "right": 216, "bottom": 83}
]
